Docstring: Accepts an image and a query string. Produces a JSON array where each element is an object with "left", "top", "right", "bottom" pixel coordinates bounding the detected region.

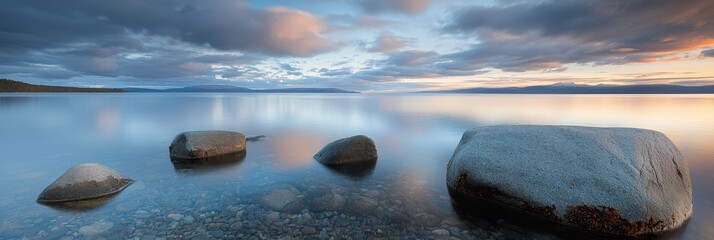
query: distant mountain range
[
  {"left": 420, "top": 83, "right": 714, "bottom": 94},
  {"left": 0, "top": 79, "right": 124, "bottom": 93},
  {"left": 125, "top": 85, "right": 357, "bottom": 93},
  {"left": 4, "top": 79, "right": 714, "bottom": 94},
  {"left": 0, "top": 79, "right": 357, "bottom": 93}
]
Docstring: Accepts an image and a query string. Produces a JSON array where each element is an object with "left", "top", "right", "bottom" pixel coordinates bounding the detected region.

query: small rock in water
[
  {"left": 78, "top": 221, "right": 113, "bottom": 236},
  {"left": 262, "top": 184, "right": 302, "bottom": 213},
  {"left": 266, "top": 212, "right": 280, "bottom": 222},
  {"left": 167, "top": 214, "right": 183, "bottom": 221},
  {"left": 432, "top": 229, "right": 450, "bottom": 237},
  {"left": 115, "top": 200, "right": 141, "bottom": 212},
  {"left": 301, "top": 226, "right": 317, "bottom": 235},
  {"left": 313, "top": 135, "right": 378, "bottom": 167},
  {"left": 230, "top": 222, "right": 243, "bottom": 230},
  {"left": 37, "top": 163, "right": 133, "bottom": 203},
  {"left": 344, "top": 196, "right": 378, "bottom": 215},
  {"left": 134, "top": 210, "right": 150, "bottom": 219},
  {"left": 210, "top": 230, "right": 225, "bottom": 238},
  {"left": 310, "top": 192, "right": 346, "bottom": 212},
  {"left": 169, "top": 130, "right": 246, "bottom": 160},
  {"left": 246, "top": 135, "right": 266, "bottom": 142}
]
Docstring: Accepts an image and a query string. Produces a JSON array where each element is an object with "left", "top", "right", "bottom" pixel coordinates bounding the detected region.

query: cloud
[
  {"left": 356, "top": 0, "right": 431, "bottom": 14},
  {"left": 280, "top": 64, "right": 299, "bottom": 71},
  {"left": 352, "top": 50, "right": 486, "bottom": 82},
  {"left": 325, "top": 14, "right": 401, "bottom": 31},
  {"left": 443, "top": 0, "right": 714, "bottom": 71},
  {"left": 1, "top": 0, "right": 713, "bottom": 90},
  {"left": 319, "top": 67, "right": 353, "bottom": 77},
  {"left": 0, "top": 0, "right": 337, "bottom": 57},
  {"left": 703, "top": 49, "right": 714, "bottom": 57},
  {"left": 442, "top": 31, "right": 591, "bottom": 72},
  {"left": 366, "top": 33, "right": 407, "bottom": 53},
  {"left": 0, "top": 34, "right": 259, "bottom": 81},
  {"left": 0, "top": 0, "right": 336, "bottom": 86}
]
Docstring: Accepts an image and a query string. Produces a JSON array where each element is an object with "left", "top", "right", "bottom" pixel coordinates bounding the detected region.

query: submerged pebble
[{"left": 78, "top": 221, "right": 113, "bottom": 236}]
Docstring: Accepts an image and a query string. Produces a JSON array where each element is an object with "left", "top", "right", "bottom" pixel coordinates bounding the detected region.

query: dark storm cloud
[
  {"left": 322, "top": 0, "right": 714, "bottom": 83},
  {"left": 353, "top": 50, "right": 486, "bottom": 82},
  {"left": 703, "top": 49, "right": 714, "bottom": 57},
  {"left": 2, "top": 0, "right": 713, "bottom": 89},
  {"left": 443, "top": 0, "right": 714, "bottom": 71},
  {"left": 280, "top": 64, "right": 299, "bottom": 71},
  {"left": 441, "top": 31, "right": 588, "bottom": 72},
  {"left": 0, "top": 36, "right": 258, "bottom": 80},
  {"left": 0, "top": 0, "right": 335, "bottom": 85},
  {"left": 279, "top": 64, "right": 302, "bottom": 76},
  {"left": 0, "top": 64, "right": 80, "bottom": 80},
  {"left": 356, "top": 0, "right": 431, "bottom": 14},
  {"left": 0, "top": 0, "right": 336, "bottom": 57},
  {"left": 319, "top": 67, "right": 353, "bottom": 77}
]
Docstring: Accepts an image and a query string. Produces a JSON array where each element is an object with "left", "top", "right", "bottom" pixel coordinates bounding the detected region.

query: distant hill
[
  {"left": 0, "top": 80, "right": 358, "bottom": 93},
  {"left": 0, "top": 79, "right": 125, "bottom": 93},
  {"left": 125, "top": 85, "right": 358, "bottom": 93},
  {"left": 420, "top": 83, "right": 714, "bottom": 94},
  {"left": 254, "top": 88, "right": 357, "bottom": 93}
]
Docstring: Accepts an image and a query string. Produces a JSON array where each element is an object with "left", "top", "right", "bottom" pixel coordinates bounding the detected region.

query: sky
[{"left": 1, "top": 0, "right": 714, "bottom": 92}]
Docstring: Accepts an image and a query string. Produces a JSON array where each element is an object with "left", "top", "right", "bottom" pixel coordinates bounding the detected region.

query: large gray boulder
[
  {"left": 446, "top": 125, "right": 692, "bottom": 236},
  {"left": 169, "top": 131, "right": 246, "bottom": 160},
  {"left": 313, "top": 135, "right": 378, "bottom": 167},
  {"left": 37, "top": 163, "right": 133, "bottom": 203}
]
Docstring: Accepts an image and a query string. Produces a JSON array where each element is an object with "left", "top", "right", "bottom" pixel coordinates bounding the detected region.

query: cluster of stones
[
  {"left": 37, "top": 131, "right": 378, "bottom": 206},
  {"left": 37, "top": 126, "right": 693, "bottom": 237}
]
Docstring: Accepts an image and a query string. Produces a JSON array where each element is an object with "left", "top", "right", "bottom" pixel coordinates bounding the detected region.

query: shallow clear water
[{"left": 0, "top": 93, "right": 712, "bottom": 239}]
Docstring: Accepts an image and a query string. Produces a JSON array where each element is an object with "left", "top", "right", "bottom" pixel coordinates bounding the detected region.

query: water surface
[{"left": 0, "top": 93, "right": 712, "bottom": 239}]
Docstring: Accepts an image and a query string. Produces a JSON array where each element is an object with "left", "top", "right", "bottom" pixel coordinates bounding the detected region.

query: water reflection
[
  {"left": 0, "top": 95, "right": 31, "bottom": 108},
  {"left": 320, "top": 161, "right": 376, "bottom": 180},
  {"left": 270, "top": 132, "right": 324, "bottom": 170},
  {"left": 448, "top": 192, "right": 688, "bottom": 240},
  {"left": 0, "top": 93, "right": 712, "bottom": 239},
  {"left": 95, "top": 107, "right": 120, "bottom": 139},
  {"left": 40, "top": 194, "right": 120, "bottom": 212},
  {"left": 171, "top": 151, "right": 246, "bottom": 173}
]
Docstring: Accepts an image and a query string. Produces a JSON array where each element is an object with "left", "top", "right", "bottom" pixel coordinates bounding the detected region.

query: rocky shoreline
[
  {"left": 7, "top": 173, "right": 542, "bottom": 240},
  {"left": 19, "top": 126, "right": 692, "bottom": 239}
]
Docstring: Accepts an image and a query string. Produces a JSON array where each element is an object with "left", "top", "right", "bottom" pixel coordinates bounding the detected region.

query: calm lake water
[{"left": 0, "top": 93, "right": 712, "bottom": 239}]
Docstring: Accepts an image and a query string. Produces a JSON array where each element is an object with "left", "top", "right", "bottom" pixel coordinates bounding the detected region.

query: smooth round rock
[
  {"left": 37, "top": 163, "right": 133, "bottom": 203},
  {"left": 169, "top": 131, "right": 246, "bottom": 160},
  {"left": 78, "top": 221, "right": 114, "bottom": 236},
  {"left": 261, "top": 184, "right": 303, "bottom": 213},
  {"left": 310, "top": 192, "right": 346, "bottom": 212},
  {"left": 344, "top": 196, "right": 378, "bottom": 215},
  {"left": 446, "top": 125, "right": 692, "bottom": 236},
  {"left": 313, "top": 135, "right": 378, "bottom": 167}
]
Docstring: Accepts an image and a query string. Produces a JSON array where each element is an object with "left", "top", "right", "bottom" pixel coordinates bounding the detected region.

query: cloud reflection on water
[{"left": 1, "top": 93, "right": 713, "bottom": 239}]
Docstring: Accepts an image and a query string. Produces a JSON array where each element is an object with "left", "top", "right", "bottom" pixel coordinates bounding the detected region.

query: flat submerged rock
[
  {"left": 446, "top": 125, "right": 692, "bottom": 236},
  {"left": 169, "top": 130, "right": 246, "bottom": 161},
  {"left": 37, "top": 163, "right": 133, "bottom": 203}
]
